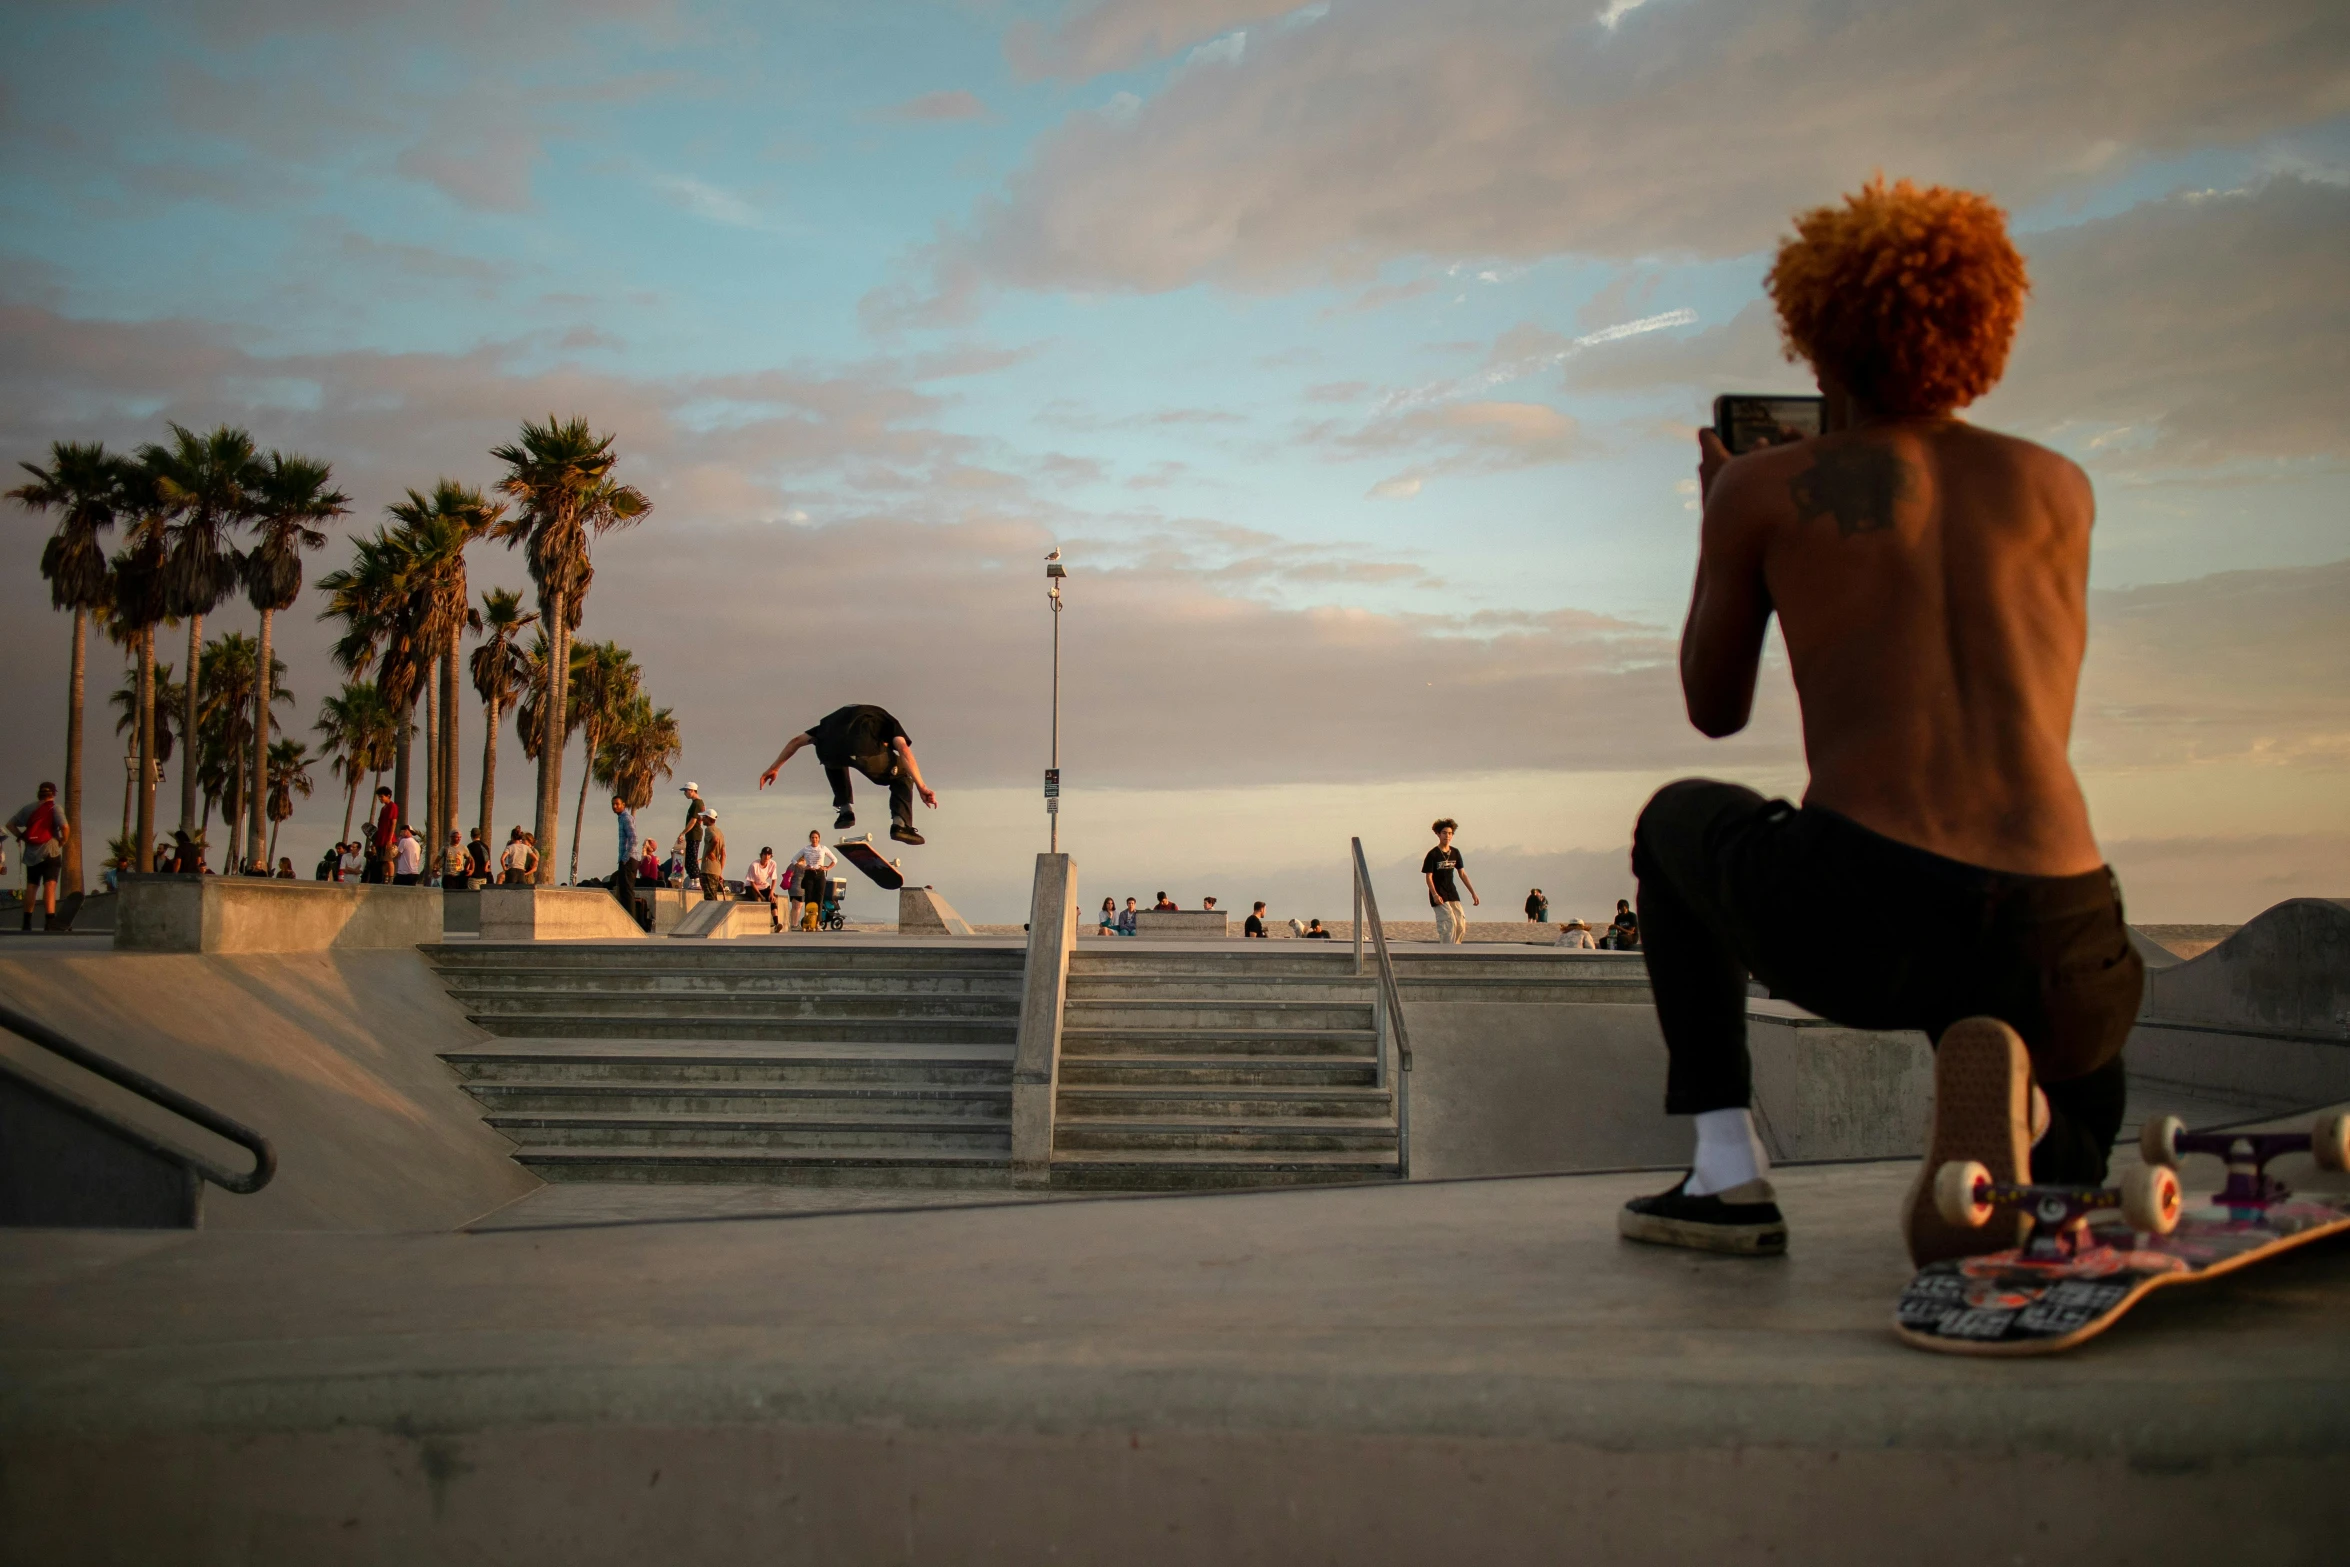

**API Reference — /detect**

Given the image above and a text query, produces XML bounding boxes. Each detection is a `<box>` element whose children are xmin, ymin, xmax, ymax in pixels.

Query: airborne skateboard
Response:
<box><xmin>834</xmin><ymin>834</ymin><xmax>904</xmax><ymax>891</ymax></box>
<box><xmin>1895</xmin><ymin>1111</ymin><xmax>2350</xmax><ymax>1355</ymax></box>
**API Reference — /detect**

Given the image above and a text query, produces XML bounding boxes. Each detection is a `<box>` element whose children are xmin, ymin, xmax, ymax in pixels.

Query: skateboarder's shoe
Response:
<box><xmin>834</xmin><ymin>809</ymin><xmax>856</xmax><ymax>829</ymax></box>
<box><xmin>1618</xmin><ymin>1176</ymin><xmax>1787</xmax><ymax>1256</ymax></box>
<box><xmin>890</xmin><ymin>825</ymin><xmax>925</xmax><ymax>845</ymax></box>
<box><xmin>1902</xmin><ymin>1016</ymin><xmax>2034</xmax><ymax>1267</ymax></box>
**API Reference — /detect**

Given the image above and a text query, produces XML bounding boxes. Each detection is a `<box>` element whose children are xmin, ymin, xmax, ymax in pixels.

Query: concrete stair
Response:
<box><xmin>425</xmin><ymin>945</ymin><xmax>1022</xmax><ymax>1187</ymax></box>
<box><xmin>1051</xmin><ymin>949</ymin><xmax>1399</xmax><ymax>1190</ymax></box>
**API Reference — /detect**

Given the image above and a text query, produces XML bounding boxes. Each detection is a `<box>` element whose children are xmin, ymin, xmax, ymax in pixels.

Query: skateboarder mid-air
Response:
<box><xmin>758</xmin><ymin>703</ymin><xmax>938</xmax><ymax>846</ymax></box>
<box><xmin>1617</xmin><ymin>177</ymin><xmax>2142</xmax><ymax>1265</ymax></box>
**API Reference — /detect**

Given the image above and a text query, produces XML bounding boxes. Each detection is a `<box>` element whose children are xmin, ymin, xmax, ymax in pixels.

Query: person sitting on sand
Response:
<box><xmin>1616</xmin><ymin>178</ymin><xmax>2142</xmax><ymax>1265</ymax></box>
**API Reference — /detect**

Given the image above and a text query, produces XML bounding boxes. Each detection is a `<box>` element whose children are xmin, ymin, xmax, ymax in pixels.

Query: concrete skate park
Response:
<box><xmin>3</xmin><ymin>870</ymin><xmax>2346</xmax><ymax>1562</ymax></box>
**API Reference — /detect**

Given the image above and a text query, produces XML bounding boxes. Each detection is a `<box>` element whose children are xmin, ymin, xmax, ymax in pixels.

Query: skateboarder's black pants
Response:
<box><xmin>613</xmin><ymin>859</ymin><xmax>645</xmax><ymax>931</ymax></box>
<box><xmin>824</xmin><ymin>753</ymin><xmax>914</xmax><ymax>829</ymax></box>
<box><xmin>1632</xmin><ymin>779</ymin><xmax>2142</xmax><ymax>1186</ymax></box>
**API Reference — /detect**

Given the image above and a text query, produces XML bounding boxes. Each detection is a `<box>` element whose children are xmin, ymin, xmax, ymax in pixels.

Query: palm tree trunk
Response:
<box><xmin>341</xmin><ymin>772</ymin><xmax>358</xmax><ymax>844</ymax></box>
<box><xmin>423</xmin><ymin>675</ymin><xmax>439</xmax><ymax>881</ymax></box>
<box><xmin>120</xmin><ymin>753</ymin><xmax>134</xmax><ymax>852</ymax></box>
<box><xmin>250</xmin><ymin>607</ymin><xmax>272</xmax><ymax>874</ymax></box>
<box><xmin>394</xmin><ymin>697</ymin><xmax>413</xmax><ymax>839</ymax></box>
<box><xmin>569</xmin><ymin>720</ymin><xmax>598</xmax><ymax>886</ymax></box>
<box><xmin>180</xmin><ymin>613</ymin><xmax>204</xmax><ymax>835</ymax></box>
<box><xmin>478</xmin><ymin>694</ymin><xmax>499</xmax><ymax>845</ymax></box>
<box><xmin>63</xmin><ymin>608</ymin><xmax>86</xmax><ymax>896</ymax></box>
<box><xmin>135</xmin><ymin>627</ymin><xmax>156</xmax><ymax>870</ymax></box>
<box><xmin>534</xmin><ymin>588</ymin><xmax>567</xmax><ymax>885</ymax></box>
<box><xmin>442</xmin><ymin>652</ymin><xmax>459</xmax><ymax>877</ymax></box>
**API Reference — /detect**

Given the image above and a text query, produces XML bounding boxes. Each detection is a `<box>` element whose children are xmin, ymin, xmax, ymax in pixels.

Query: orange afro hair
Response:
<box><xmin>1764</xmin><ymin>176</ymin><xmax>2029</xmax><ymax>417</ymax></box>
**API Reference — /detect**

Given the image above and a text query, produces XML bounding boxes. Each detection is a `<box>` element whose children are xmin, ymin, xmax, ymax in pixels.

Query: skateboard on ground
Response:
<box><xmin>1895</xmin><ymin>1111</ymin><xmax>2350</xmax><ymax>1355</ymax></box>
<box><xmin>834</xmin><ymin>834</ymin><xmax>903</xmax><ymax>891</ymax></box>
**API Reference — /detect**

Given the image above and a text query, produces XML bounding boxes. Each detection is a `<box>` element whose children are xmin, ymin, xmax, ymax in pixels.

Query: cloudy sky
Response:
<box><xmin>3</xmin><ymin>0</ymin><xmax>2346</xmax><ymax>923</ymax></box>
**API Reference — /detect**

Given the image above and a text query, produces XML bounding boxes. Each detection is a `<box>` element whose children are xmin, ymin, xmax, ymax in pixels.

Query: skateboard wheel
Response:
<box><xmin>2121</xmin><ymin>1163</ymin><xmax>2182</xmax><ymax>1235</ymax></box>
<box><xmin>1933</xmin><ymin>1160</ymin><xmax>1993</xmax><ymax>1228</ymax></box>
<box><xmin>2313</xmin><ymin>1113</ymin><xmax>2350</xmax><ymax>1174</ymax></box>
<box><xmin>2138</xmin><ymin>1115</ymin><xmax>2184</xmax><ymax>1168</ymax></box>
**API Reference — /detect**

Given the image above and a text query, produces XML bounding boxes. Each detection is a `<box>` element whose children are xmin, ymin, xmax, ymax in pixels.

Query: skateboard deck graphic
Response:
<box><xmin>1897</xmin><ymin>1114</ymin><xmax>2350</xmax><ymax>1355</ymax></box>
<box><xmin>834</xmin><ymin>834</ymin><xmax>904</xmax><ymax>891</ymax></box>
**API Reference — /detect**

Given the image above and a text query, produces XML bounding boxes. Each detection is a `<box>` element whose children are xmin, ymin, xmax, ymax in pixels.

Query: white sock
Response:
<box><xmin>1687</xmin><ymin>1107</ymin><xmax>1770</xmax><ymax>1197</ymax></box>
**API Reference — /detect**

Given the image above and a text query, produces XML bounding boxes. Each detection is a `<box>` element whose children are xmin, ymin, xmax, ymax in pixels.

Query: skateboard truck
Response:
<box><xmin>1933</xmin><ymin>1161</ymin><xmax>2182</xmax><ymax>1260</ymax></box>
<box><xmin>2138</xmin><ymin>1112</ymin><xmax>2350</xmax><ymax>1210</ymax></box>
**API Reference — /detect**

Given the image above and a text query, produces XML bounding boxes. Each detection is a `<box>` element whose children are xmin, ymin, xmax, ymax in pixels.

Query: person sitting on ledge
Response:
<box><xmin>1556</xmin><ymin>919</ymin><xmax>1596</xmax><ymax>950</ymax></box>
<box><xmin>1301</xmin><ymin>919</ymin><xmax>1332</xmax><ymax>940</ymax></box>
<box><xmin>1617</xmin><ymin>177</ymin><xmax>2143</xmax><ymax>1264</ymax></box>
<box><xmin>1098</xmin><ymin>897</ymin><xmax>1118</xmax><ymax>936</ymax></box>
<box><xmin>1117</xmin><ymin>897</ymin><xmax>1139</xmax><ymax>936</ymax></box>
<box><xmin>1153</xmin><ymin>891</ymin><xmax>1176</xmax><ymax>911</ymax></box>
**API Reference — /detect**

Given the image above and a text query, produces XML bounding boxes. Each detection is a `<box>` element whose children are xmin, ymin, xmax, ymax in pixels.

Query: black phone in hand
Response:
<box><xmin>1713</xmin><ymin>394</ymin><xmax>1825</xmax><ymax>455</ymax></box>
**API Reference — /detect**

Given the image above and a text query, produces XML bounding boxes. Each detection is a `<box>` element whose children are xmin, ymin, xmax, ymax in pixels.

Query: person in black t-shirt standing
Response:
<box><xmin>1421</xmin><ymin>817</ymin><xmax>1479</xmax><ymax>944</ymax></box>
<box><xmin>758</xmin><ymin>703</ymin><xmax>940</xmax><ymax>846</ymax></box>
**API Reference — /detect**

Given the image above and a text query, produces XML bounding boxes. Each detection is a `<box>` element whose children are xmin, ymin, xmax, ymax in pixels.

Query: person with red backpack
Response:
<box><xmin>8</xmin><ymin>781</ymin><xmax>71</xmax><ymax>930</ymax></box>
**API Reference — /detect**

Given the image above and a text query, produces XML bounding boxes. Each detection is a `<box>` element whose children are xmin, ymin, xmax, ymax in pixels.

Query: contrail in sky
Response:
<box><xmin>1373</xmin><ymin>307</ymin><xmax>1699</xmax><ymax>415</ymax></box>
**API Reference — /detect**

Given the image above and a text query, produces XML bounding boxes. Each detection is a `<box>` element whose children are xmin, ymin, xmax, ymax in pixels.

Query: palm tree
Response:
<box><xmin>194</xmin><ymin>632</ymin><xmax>289</xmax><ymax>869</ymax></box>
<box><xmin>490</xmin><ymin>416</ymin><xmax>651</xmax><ymax>883</ymax></box>
<box><xmin>385</xmin><ymin>481</ymin><xmax>499</xmax><ymax>878</ymax></box>
<box><xmin>109</xmin><ymin>656</ymin><xmax>183</xmax><ymax>858</ymax></box>
<box><xmin>142</xmin><ymin>424</ymin><xmax>261</xmax><ymax>849</ymax></box>
<box><xmin>561</xmin><ymin>640</ymin><xmax>642</xmax><ymax>884</ymax></box>
<box><xmin>109</xmin><ymin>461</ymin><xmax>174</xmax><ymax>870</ymax></box>
<box><xmin>314</xmin><ymin>681</ymin><xmax>397</xmax><ymax>844</ymax></box>
<box><xmin>468</xmin><ymin>587</ymin><xmax>536</xmax><ymax>845</ymax></box>
<box><xmin>9</xmin><ymin>441</ymin><xmax>127</xmax><ymax>897</ymax></box>
<box><xmin>596</xmin><ymin>695</ymin><xmax>683</xmax><ymax>812</ymax></box>
<box><xmin>241</xmin><ymin>453</ymin><xmax>347</xmax><ymax>878</ymax></box>
<box><xmin>265</xmin><ymin>739</ymin><xmax>314</xmax><ymax>864</ymax></box>
<box><xmin>316</xmin><ymin>527</ymin><xmax>424</xmax><ymax>838</ymax></box>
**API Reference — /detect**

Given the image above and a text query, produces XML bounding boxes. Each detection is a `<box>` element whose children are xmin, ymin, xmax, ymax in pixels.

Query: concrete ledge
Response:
<box><xmin>477</xmin><ymin>886</ymin><xmax>647</xmax><ymax>942</ymax></box>
<box><xmin>1134</xmin><ymin>910</ymin><xmax>1229</xmax><ymax>940</ymax></box>
<box><xmin>114</xmin><ymin>876</ymin><xmax>442</xmax><ymax>954</ymax></box>
<box><xmin>1406</xmin><ymin>999</ymin><xmax>1930</xmax><ymax>1178</ymax></box>
<box><xmin>900</xmin><ymin>886</ymin><xmax>974</xmax><ymax>937</ymax></box>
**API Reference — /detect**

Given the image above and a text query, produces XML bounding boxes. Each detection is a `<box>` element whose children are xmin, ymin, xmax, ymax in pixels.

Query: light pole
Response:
<box><xmin>1046</xmin><ymin>551</ymin><xmax>1065</xmax><ymax>852</ymax></box>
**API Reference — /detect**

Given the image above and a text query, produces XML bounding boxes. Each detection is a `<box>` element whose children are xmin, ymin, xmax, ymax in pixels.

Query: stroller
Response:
<box><xmin>802</xmin><ymin>874</ymin><xmax>849</xmax><ymax>932</ymax></box>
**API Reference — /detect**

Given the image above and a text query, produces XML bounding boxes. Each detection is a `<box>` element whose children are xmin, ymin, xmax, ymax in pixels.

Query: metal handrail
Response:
<box><xmin>1350</xmin><ymin>836</ymin><xmax>1411</xmax><ymax>1178</ymax></box>
<box><xmin>0</xmin><ymin>1001</ymin><xmax>275</xmax><ymax>1194</ymax></box>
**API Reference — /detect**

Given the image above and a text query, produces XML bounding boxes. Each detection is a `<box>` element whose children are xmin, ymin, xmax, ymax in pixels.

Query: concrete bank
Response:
<box><xmin>114</xmin><ymin>875</ymin><xmax>441</xmax><ymax>953</ymax></box>
<box><xmin>4</xmin><ymin>1153</ymin><xmax>2345</xmax><ymax>1563</ymax></box>
<box><xmin>0</xmin><ymin>949</ymin><xmax>534</xmax><ymax>1229</ymax></box>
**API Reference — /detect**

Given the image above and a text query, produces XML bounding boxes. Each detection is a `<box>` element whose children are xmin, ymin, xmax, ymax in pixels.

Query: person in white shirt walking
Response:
<box><xmin>785</xmin><ymin>830</ymin><xmax>837</xmax><ymax>932</ymax></box>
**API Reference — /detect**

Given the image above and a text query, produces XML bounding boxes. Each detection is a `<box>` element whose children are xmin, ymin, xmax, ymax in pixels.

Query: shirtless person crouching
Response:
<box><xmin>1617</xmin><ymin>178</ymin><xmax>2143</xmax><ymax>1264</ymax></box>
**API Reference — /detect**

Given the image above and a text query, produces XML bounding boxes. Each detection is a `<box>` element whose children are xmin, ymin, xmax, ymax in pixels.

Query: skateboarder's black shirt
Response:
<box><xmin>1422</xmin><ymin>846</ymin><xmax>1464</xmax><ymax>906</ymax></box>
<box><xmin>808</xmin><ymin>705</ymin><xmax>908</xmax><ymax>770</ymax></box>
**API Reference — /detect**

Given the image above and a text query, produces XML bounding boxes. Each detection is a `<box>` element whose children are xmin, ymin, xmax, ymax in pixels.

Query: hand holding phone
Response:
<box><xmin>1712</xmin><ymin>393</ymin><xmax>1825</xmax><ymax>456</ymax></box>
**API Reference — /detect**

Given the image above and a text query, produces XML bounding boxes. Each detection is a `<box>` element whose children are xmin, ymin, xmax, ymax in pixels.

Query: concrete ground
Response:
<box><xmin>6</xmin><ymin>1146</ymin><xmax>2348</xmax><ymax>1563</ymax></box>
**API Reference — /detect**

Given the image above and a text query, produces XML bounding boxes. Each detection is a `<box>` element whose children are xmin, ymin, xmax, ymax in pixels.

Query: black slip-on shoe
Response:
<box><xmin>1619</xmin><ymin>1175</ymin><xmax>1788</xmax><ymax>1256</ymax></box>
<box><xmin>890</xmin><ymin>824</ymin><xmax>925</xmax><ymax>845</ymax></box>
<box><xmin>834</xmin><ymin>809</ymin><xmax>856</xmax><ymax>830</ymax></box>
<box><xmin>1901</xmin><ymin>1016</ymin><xmax>2034</xmax><ymax>1267</ymax></box>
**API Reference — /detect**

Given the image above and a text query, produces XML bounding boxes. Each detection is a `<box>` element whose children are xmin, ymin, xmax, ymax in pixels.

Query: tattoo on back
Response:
<box><xmin>1789</xmin><ymin>445</ymin><xmax>1914</xmax><ymax>537</ymax></box>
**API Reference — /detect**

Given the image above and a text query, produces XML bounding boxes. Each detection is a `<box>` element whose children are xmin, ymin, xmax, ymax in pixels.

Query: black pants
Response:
<box><xmin>824</xmin><ymin>752</ymin><xmax>913</xmax><ymax>829</ymax></box>
<box><xmin>613</xmin><ymin>859</ymin><xmax>644</xmax><ymax>930</ymax></box>
<box><xmin>1632</xmin><ymin>780</ymin><xmax>2142</xmax><ymax>1185</ymax></box>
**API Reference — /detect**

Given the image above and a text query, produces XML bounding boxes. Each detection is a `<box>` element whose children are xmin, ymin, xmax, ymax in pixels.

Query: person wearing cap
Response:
<box><xmin>678</xmin><ymin>782</ymin><xmax>712</xmax><ymax>882</ymax></box>
<box><xmin>392</xmin><ymin>825</ymin><xmax>423</xmax><ymax>885</ymax></box>
<box><xmin>747</xmin><ymin>847</ymin><xmax>784</xmax><ymax>933</ymax></box>
<box><xmin>1556</xmin><ymin>918</ymin><xmax>1597</xmax><ymax>950</ymax></box>
<box><xmin>698</xmin><ymin>810</ymin><xmax>728</xmax><ymax>903</ymax></box>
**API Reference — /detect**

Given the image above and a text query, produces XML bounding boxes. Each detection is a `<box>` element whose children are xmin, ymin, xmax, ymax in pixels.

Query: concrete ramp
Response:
<box><xmin>2145</xmin><ymin>897</ymin><xmax>2350</xmax><ymax>1036</ymax></box>
<box><xmin>899</xmin><ymin>886</ymin><xmax>974</xmax><ymax>936</ymax></box>
<box><xmin>0</xmin><ymin>950</ymin><xmax>536</xmax><ymax>1230</ymax></box>
<box><xmin>668</xmin><ymin>899</ymin><xmax>778</xmax><ymax>938</ymax></box>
